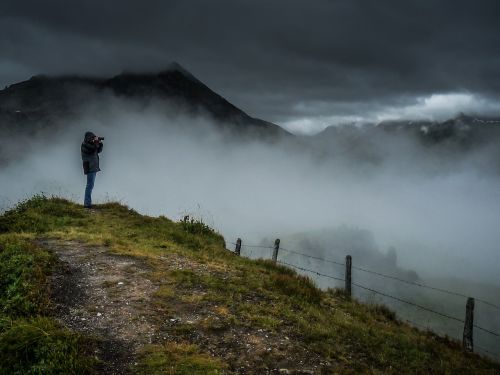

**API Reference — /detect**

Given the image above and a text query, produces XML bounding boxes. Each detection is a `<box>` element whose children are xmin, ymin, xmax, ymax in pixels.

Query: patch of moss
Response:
<box><xmin>135</xmin><ymin>342</ymin><xmax>226</xmax><ymax>374</ymax></box>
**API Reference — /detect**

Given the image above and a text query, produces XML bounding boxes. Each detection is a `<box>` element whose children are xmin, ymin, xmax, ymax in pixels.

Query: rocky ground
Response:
<box><xmin>41</xmin><ymin>238</ymin><xmax>328</xmax><ymax>374</ymax></box>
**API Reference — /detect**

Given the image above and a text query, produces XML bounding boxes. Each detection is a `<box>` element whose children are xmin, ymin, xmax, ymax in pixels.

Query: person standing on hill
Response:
<box><xmin>81</xmin><ymin>131</ymin><xmax>104</xmax><ymax>208</ymax></box>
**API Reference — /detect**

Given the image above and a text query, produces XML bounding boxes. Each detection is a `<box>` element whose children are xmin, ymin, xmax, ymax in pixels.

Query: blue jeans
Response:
<box><xmin>84</xmin><ymin>172</ymin><xmax>97</xmax><ymax>207</ymax></box>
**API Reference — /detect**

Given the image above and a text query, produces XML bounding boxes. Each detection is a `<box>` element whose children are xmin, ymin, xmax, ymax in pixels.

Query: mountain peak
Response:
<box><xmin>0</xmin><ymin>66</ymin><xmax>289</xmax><ymax>138</ymax></box>
<box><xmin>161</xmin><ymin>61</ymin><xmax>196</xmax><ymax>78</ymax></box>
<box><xmin>113</xmin><ymin>62</ymin><xmax>197</xmax><ymax>82</ymax></box>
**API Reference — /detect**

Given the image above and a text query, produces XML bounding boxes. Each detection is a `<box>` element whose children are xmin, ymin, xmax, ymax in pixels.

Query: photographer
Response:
<box><xmin>81</xmin><ymin>131</ymin><xmax>104</xmax><ymax>209</ymax></box>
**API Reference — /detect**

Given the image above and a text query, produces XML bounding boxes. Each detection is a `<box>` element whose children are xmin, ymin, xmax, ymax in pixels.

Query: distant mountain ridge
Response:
<box><xmin>0</xmin><ymin>62</ymin><xmax>289</xmax><ymax>137</ymax></box>
<box><xmin>316</xmin><ymin>113</ymin><xmax>500</xmax><ymax>148</ymax></box>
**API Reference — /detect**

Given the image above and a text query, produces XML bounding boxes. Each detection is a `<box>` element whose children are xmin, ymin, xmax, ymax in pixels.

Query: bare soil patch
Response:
<box><xmin>41</xmin><ymin>239</ymin><xmax>159</xmax><ymax>374</ymax></box>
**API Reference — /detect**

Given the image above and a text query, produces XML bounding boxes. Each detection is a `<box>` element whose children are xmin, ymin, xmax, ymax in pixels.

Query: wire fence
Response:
<box><xmin>228</xmin><ymin>239</ymin><xmax>500</xmax><ymax>360</ymax></box>
<box><xmin>277</xmin><ymin>246</ymin><xmax>500</xmax><ymax>311</ymax></box>
<box><xmin>405</xmin><ymin>320</ymin><xmax>500</xmax><ymax>361</ymax></box>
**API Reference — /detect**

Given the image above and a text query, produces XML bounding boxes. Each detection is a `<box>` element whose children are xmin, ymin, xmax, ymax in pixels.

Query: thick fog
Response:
<box><xmin>1</xmin><ymin>100</ymin><xmax>500</xmax><ymax>288</ymax></box>
<box><xmin>2</xmin><ymin>99</ymin><xmax>500</xmax><ymax>355</ymax></box>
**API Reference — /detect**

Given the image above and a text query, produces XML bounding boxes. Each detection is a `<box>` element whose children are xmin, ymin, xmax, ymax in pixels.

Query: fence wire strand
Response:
<box><xmin>275</xmin><ymin>244</ymin><xmax>500</xmax><ymax>311</ymax></box>
<box><xmin>277</xmin><ymin>260</ymin><xmax>344</xmax><ymax>282</ymax></box>
<box><xmin>230</xmin><ymin>242</ymin><xmax>273</xmax><ymax>250</ymax></box>
<box><xmin>475</xmin><ymin>344</ymin><xmax>500</xmax><ymax>360</ymax></box>
<box><xmin>405</xmin><ymin>320</ymin><xmax>500</xmax><ymax>360</ymax></box>
<box><xmin>351</xmin><ymin>281</ymin><xmax>465</xmax><ymax>323</ymax></box>
<box><xmin>474</xmin><ymin>325</ymin><xmax>500</xmax><ymax>337</ymax></box>
<box><xmin>229</xmin><ymin>240</ymin><xmax>500</xmax><ymax>340</ymax></box>
<box><xmin>351</xmin><ymin>265</ymin><xmax>500</xmax><ymax>311</ymax></box>
<box><xmin>279</xmin><ymin>247</ymin><xmax>345</xmax><ymax>266</ymax></box>
<box><xmin>280</xmin><ymin>258</ymin><xmax>500</xmax><ymax>338</ymax></box>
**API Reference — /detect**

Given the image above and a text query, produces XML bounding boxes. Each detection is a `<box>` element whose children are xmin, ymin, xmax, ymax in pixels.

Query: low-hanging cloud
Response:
<box><xmin>1</xmin><ymin>98</ymin><xmax>500</xmax><ymax>287</ymax></box>
<box><xmin>2</xmin><ymin>98</ymin><xmax>500</xmax><ymax>355</ymax></box>
<box><xmin>283</xmin><ymin>92</ymin><xmax>500</xmax><ymax>134</ymax></box>
<box><xmin>376</xmin><ymin>93</ymin><xmax>500</xmax><ymax>123</ymax></box>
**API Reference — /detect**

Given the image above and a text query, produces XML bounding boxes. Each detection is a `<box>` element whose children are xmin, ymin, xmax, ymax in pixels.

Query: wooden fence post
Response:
<box><xmin>345</xmin><ymin>255</ymin><xmax>352</xmax><ymax>298</ymax></box>
<box><xmin>463</xmin><ymin>297</ymin><xmax>474</xmax><ymax>352</ymax></box>
<box><xmin>235</xmin><ymin>238</ymin><xmax>242</xmax><ymax>256</ymax></box>
<box><xmin>272</xmin><ymin>239</ymin><xmax>280</xmax><ymax>263</ymax></box>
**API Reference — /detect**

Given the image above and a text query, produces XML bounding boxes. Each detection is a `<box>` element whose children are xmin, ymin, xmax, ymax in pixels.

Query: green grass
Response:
<box><xmin>136</xmin><ymin>343</ymin><xmax>226</xmax><ymax>375</ymax></box>
<box><xmin>0</xmin><ymin>235</ymin><xmax>53</xmax><ymax>317</ymax></box>
<box><xmin>0</xmin><ymin>195</ymin><xmax>499</xmax><ymax>374</ymax></box>
<box><xmin>0</xmin><ymin>317</ymin><xmax>93</xmax><ymax>375</ymax></box>
<box><xmin>0</xmin><ymin>205</ymin><xmax>94</xmax><ymax>374</ymax></box>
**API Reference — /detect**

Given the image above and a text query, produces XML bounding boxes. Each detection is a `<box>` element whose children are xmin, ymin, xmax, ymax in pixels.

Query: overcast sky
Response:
<box><xmin>1</xmin><ymin>0</ymin><xmax>500</xmax><ymax>133</ymax></box>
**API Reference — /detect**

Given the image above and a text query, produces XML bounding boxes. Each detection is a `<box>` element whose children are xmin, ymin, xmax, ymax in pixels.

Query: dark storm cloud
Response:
<box><xmin>1</xmin><ymin>0</ymin><xmax>500</xmax><ymax>131</ymax></box>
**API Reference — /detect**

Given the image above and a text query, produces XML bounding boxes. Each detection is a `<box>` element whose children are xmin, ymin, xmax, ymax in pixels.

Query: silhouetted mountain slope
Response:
<box><xmin>0</xmin><ymin>63</ymin><xmax>289</xmax><ymax>138</ymax></box>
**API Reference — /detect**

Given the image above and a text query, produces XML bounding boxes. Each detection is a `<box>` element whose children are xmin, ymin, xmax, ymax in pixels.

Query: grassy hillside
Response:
<box><xmin>0</xmin><ymin>195</ymin><xmax>499</xmax><ymax>374</ymax></box>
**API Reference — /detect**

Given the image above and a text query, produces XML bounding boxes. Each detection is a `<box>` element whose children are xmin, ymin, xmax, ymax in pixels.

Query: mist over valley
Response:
<box><xmin>1</xmin><ymin>66</ymin><xmax>500</xmax><ymax>359</ymax></box>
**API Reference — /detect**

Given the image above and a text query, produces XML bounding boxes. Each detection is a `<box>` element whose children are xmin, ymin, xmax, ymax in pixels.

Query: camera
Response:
<box><xmin>98</xmin><ymin>137</ymin><xmax>105</xmax><ymax>141</ymax></box>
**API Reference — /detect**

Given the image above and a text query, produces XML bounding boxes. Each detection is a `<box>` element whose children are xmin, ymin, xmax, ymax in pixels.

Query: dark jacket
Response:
<box><xmin>81</xmin><ymin>132</ymin><xmax>103</xmax><ymax>174</ymax></box>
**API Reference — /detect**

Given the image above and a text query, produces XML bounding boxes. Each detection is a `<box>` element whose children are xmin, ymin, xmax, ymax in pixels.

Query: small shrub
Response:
<box><xmin>10</xmin><ymin>194</ymin><xmax>49</xmax><ymax>213</ymax></box>
<box><xmin>180</xmin><ymin>215</ymin><xmax>215</xmax><ymax>236</ymax></box>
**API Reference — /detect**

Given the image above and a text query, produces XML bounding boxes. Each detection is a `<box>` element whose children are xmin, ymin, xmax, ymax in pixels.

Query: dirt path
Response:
<box><xmin>40</xmin><ymin>239</ymin><xmax>159</xmax><ymax>374</ymax></box>
<box><xmin>41</xmin><ymin>238</ymin><xmax>330</xmax><ymax>374</ymax></box>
